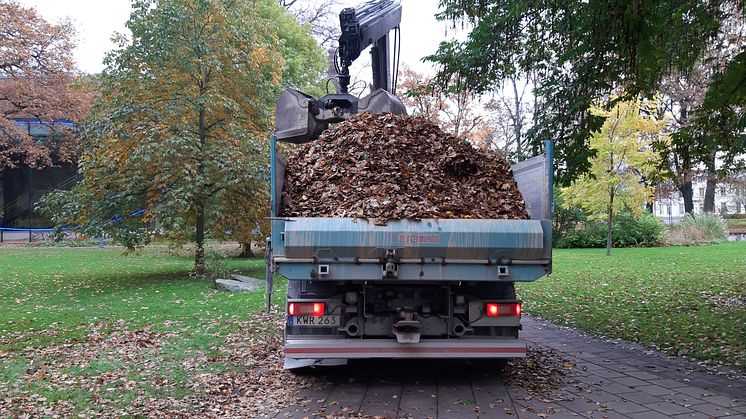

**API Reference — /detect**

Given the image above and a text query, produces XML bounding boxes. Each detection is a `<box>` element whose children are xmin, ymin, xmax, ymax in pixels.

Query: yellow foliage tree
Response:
<box><xmin>40</xmin><ymin>0</ymin><xmax>326</xmax><ymax>275</ymax></box>
<box><xmin>561</xmin><ymin>96</ymin><xmax>666</xmax><ymax>255</ymax></box>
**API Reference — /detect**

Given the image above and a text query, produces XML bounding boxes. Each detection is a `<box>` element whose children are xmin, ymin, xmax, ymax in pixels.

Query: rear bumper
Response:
<box><xmin>285</xmin><ymin>338</ymin><xmax>527</xmax><ymax>359</ymax></box>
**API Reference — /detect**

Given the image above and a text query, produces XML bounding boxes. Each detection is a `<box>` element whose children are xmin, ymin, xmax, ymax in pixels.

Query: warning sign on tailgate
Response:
<box><xmin>395</xmin><ymin>233</ymin><xmax>440</xmax><ymax>244</ymax></box>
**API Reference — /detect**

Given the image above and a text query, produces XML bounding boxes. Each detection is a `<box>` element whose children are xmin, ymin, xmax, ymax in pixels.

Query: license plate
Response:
<box><xmin>289</xmin><ymin>315</ymin><xmax>340</xmax><ymax>327</ymax></box>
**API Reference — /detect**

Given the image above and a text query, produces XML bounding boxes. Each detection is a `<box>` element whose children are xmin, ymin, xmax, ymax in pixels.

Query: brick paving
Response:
<box><xmin>275</xmin><ymin>316</ymin><xmax>745</xmax><ymax>418</ymax></box>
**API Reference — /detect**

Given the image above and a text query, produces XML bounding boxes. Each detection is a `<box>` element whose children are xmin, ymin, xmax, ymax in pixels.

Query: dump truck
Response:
<box><xmin>266</xmin><ymin>0</ymin><xmax>553</xmax><ymax>369</ymax></box>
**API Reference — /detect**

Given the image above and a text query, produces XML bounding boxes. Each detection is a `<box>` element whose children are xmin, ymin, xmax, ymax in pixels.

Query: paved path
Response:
<box><xmin>276</xmin><ymin>316</ymin><xmax>745</xmax><ymax>418</ymax></box>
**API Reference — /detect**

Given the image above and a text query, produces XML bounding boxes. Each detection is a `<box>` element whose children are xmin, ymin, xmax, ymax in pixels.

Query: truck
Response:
<box><xmin>266</xmin><ymin>0</ymin><xmax>553</xmax><ymax>369</ymax></box>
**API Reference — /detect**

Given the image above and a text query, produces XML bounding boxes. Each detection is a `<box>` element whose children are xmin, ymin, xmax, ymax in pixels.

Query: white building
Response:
<box><xmin>653</xmin><ymin>177</ymin><xmax>746</xmax><ymax>225</ymax></box>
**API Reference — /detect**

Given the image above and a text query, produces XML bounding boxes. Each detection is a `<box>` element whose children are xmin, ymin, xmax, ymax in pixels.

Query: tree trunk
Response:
<box><xmin>606</xmin><ymin>190</ymin><xmax>614</xmax><ymax>256</ymax></box>
<box><xmin>704</xmin><ymin>150</ymin><xmax>717</xmax><ymax>213</ymax></box>
<box><xmin>193</xmin><ymin>100</ymin><xmax>207</xmax><ymax>276</ymax></box>
<box><xmin>679</xmin><ymin>179</ymin><xmax>694</xmax><ymax>214</ymax></box>
<box><xmin>194</xmin><ymin>202</ymin><xmax>206</xmax><ymax>275</ymax></box>
<box><xmin>0</xmin><ymin>170</ymin><xmax>4</xmax><ymax>223</ymax></box>
<box><xmin>675</xmin><ymin>106</ymin><xmax>694</xmax><ymax>215</ymax></box>
<box><xmin>239</xmin><ymin>241</ymin><xmax>255</xmax><ymax>258</ymax></box>
<box><xmin>704</xmin><ymin>176</ymin><xmax>717</xmax><ymax>213</ymax></box>
<box><xmin>326</xmin><ymin>48</ymin><xmax>340</xmax><ymax>93</ymax></box>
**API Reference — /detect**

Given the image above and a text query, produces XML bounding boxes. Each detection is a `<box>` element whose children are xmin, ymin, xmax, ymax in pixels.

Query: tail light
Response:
<box><xmin>288</xmin><ymin>302</ymin><xmax>325</xmax><ymax>316</ymax></box>
<box><xmin>485</xmin><ymin>302</ymin><xmax>521</xmax><ymax>317</ymax></box>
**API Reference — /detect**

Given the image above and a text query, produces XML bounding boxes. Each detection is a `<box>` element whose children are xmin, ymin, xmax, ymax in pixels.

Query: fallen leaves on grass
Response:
<box><xmin>178</xmin><ymin>314</ymin><xmax>317</xmax><ymax>417</ymax></box>
<box><xmin>703</xmin><ymin>292</ymin><xmax>746</xmax><ymax>310</ymax></box>
<box><xmin>519</xmin><ymin>245</ymin><xmax>746</xmax><ymax>368</ymax></box>
<box><xmin>0</xmin><ymin>314</ymin><xmax>316</xmax><ymax>418</ymax></box>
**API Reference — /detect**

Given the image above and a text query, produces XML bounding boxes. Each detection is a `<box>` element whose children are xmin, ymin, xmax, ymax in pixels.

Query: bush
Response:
<box><xmin>552</xmin><ymin>189</ymin><xmax>587</xmax><ymax>243</ymax></box>
<box><xmin>725</xmin><ymin>218</ymin><xmax>746</xmax><ymax>229</ymax></box>
<box><xmin>723</xmin><ymin>213</ymin><xmax>746</xmax><ymax>219</ymax></box>
<box><xmin>556</xmin><ymin>222</ymin><xmax>606</xmax><ymax>248</ymax></box>
<box><xmin>556</xmin><ymin>210</ymin><xmax>666</xmax><ymax>248</ymax></box>
<box><xmin>668</xmin><ymin>214</ymin><xmax>727</xmax><ymax>245</ymax></box>
<box><xmin>612</xmin><ymin>211</ymin><xmax>667</xmax><ymax>247</ymax></box>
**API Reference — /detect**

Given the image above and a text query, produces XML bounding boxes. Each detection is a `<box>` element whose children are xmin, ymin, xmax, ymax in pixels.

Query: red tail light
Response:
<box><xmin>485</xmin><ymin>303</ymin><xmax>521</xmax><ymax>317</ymax></box>
<box><xmin>288</xmin><ymin>302</ymin><xmax>325</xmax><ymax>316</ymax></box>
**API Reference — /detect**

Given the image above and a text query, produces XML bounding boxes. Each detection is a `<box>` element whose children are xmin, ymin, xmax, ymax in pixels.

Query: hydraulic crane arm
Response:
<box><xmin>274</xmin><ymin>0</ymin><xmax>406</xmax><ymax>144</ymax></box>
<box><xmin>338</xmin><ymin>0</ymin><xmax>402</xmax><ymax>93</ymax></box>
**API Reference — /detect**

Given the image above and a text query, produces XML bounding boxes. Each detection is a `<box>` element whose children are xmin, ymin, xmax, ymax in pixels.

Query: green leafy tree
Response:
<box><xmin>40</xmin><ymin>0</ymin><xmax>325</xmax><ymax>275</ymax></box>
<box><xmin>561</xmin><ymin>97</ymin><xmax>664</xmax><ymax>255</ymax></box>
<box><xmin>428</xmin><ymin>0</ymin><xmax>741</xmax><ymax>184</ymax></box>
<box><xmin>659</xmin><ymin>3</ymin><xmax>746</xmax><ymax>214</ymax></box>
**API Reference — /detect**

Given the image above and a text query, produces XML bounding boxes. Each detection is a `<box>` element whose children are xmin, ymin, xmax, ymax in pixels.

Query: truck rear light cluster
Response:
<box><xmin>485</xmin><ymin>302</ymin><xmax>521</xmax><ymax>317</ymax></box>
<box><xmin>288</xmin><ymin>302</ymin><xmax>325</xmax><ymax>316</ymax></box>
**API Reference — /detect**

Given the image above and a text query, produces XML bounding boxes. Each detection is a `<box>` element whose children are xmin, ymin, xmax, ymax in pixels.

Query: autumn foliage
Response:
<box><xmin>561</xmin><ymin>97</ymin><xmax>666</xmax><ymax>255</ymax></box>
<box><xmin>0</xmin><ymin>0</ymin><xmax>92</xmax><ymax>170</ymax></box>
<box><xmin>40</xmin><ymin>0</ymin><xmax>326</xmax><ymax>274</ymax></box>
<box><xmin>397</xmin><ymin>66</ymin><xmax>493</xmax><ymax>148</ymax></box>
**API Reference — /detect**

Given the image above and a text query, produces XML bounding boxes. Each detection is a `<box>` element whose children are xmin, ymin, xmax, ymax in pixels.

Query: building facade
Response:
<box><xmin>653</xmin><ymin>176</ymin><xmax>746</xmax><ymax>224</ymax></box>
<box><xmin>0</xmin><ymin>119</ymin><xmax>78</xmax><ymax>228</ymax></box>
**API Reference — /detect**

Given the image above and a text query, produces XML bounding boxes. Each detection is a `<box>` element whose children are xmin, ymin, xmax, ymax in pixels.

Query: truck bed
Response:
<box><xmin>273</xmin><ymin>217</ymin><xmax>551</xmax><ymax>282</ymax></box>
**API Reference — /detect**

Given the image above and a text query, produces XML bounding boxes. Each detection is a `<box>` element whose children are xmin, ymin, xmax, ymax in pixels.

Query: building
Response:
<box><xmin>0</xmin><ymin>118</ymin><xmax>78</xmax><ymax>228</ymax></box>
<box><xmin>653</xmin><ymin>176</ymin><xmax>746</xmax><ymax>225</ymax></box>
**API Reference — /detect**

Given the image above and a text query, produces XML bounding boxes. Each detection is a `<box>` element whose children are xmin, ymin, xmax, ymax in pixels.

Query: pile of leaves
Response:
<box><xmin>282</xmin><ymin>113</ymin><xmax>529</xmax><ymax>220</ymax></box>
<box><xmin>504</xmin><ymin>346</ymin><xmax>574</xmax><ymax>396</ymax></box>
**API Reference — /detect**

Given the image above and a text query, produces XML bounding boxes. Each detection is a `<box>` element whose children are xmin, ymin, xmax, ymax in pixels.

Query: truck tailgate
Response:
<box><xmin>273</xmin><ymin>217</ymin><xmax>551</xmax><ymax>282</ymax></box>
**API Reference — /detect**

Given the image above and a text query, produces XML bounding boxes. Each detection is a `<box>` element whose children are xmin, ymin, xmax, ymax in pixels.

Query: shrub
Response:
<box><xmin>555</xmin><ymin>211</ymin><xmax>666</xmax><ymax>248</ymax></box>
<box><xmin>612</xmin><ymin>211</ymin><xmax>667</xmax><ymax>247</ymax></box>
<box><xmin>205</xmin><ymin>251</ymin><xmax>232</xmax><ymax>281</ymax></box>
<box><xmin>668</xmin><ymin>214</ymin><xmax>727</xmax><ymax>245</ymax></box>
<box><xmin>724</xmin><ymin>218</ymin><xmax>746</xmax><ymax>230</ymax></box>
<box><xmin>552</xmin><ymin>189</ymin><xmax>587</xmax><ymax>244</ymax></box>
<box><xmin>555</xmin><ymin>210</ymin><xmax>666</xmax><ymax>248</ymax></box>
<box><xmin>555</xmin><ymin>222</ymin><xmax>607</xmax><ymax>248</ymax></box>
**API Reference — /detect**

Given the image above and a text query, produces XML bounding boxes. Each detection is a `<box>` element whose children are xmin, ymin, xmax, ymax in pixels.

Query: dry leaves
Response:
<box><xmin>504</xmin><ymin>347</ymin><xmax>573</xmax><ymax>396</ymax></box>
<box><xmin>0</xmin><ymin>314</ymin><xmax>317</xmax><ymax>418</ymax></box>
<box><xmin>282</xmin><ymin>113</ymin><xmax>529</xmax><ymax>220</ymax></box>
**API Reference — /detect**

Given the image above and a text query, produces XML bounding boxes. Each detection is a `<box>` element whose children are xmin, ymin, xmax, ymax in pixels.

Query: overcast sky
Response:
<box><xmin>17</xmin><ymin>0</ymin><xmax>459</xmax><ymax>76</ymax></box>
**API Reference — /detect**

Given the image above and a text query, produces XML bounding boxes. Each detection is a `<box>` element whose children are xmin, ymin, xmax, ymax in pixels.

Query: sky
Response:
<box><xmin>17</xmin><ymin>0</ymin><xmax>459</xmax><ymax>76</ymax></box>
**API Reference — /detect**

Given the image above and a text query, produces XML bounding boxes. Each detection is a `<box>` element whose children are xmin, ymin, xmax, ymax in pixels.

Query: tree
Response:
<box><xmin>659</xmin><ymin>69</ymin><xmax>703</xmax><ymax>214</ymax></box>
<box><xmin>398</xmin><ymin>66</ymin><xmax>492</xmax><ymax>145</ymax></box>
<box><xmin>482</xmin><ymin>77</ymin><xmax>535</xmax><ymax>160</ymax></box>
<box><xmin>47</xmin><ymin>0</ymin><xmax>326</xmax><ymax>275</ymax></box>
<box><xmin>428</xmin><ymin>0</ymin><xmax>740</xmax><ymax>185</ymax></box>
<box><xmin>278</xmin><ymin>0</ymin><xmax>340</xmax><ymax>48</ymax></box>
<box><xmin>726</xmin><ymin>172</ymin><xmax>746</xmax><ymax>213</ymax></box>
<box><xmin>0</xmin><ymin>0</ymin><xmax>91</xmax><ymax>170</ymax></box>
<box><xmin>561</xmin><ymin>97</ymin><xmax>664</xmax><ymax>255</ymax></box>
<box><xmin>660</xmin><ymin>2</ymin><xmax>746</xmax><ymax>214</ymax></box>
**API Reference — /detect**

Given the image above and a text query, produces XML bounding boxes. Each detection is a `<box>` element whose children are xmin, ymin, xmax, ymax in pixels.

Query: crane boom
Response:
<box><xmin>274</xmin><ymin>0</ymin><xmax>405</xmax><ymax>144</ymax></box>
<box><xmin>338</xmin><ymin>0</ymin><xmax>402</xmax><ymax>93</ymax></box>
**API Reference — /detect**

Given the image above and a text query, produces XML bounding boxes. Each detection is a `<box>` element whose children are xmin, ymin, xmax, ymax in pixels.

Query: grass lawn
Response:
<box><xmin>1</xmin><ymin>242</ymin><xmax>744</xmax><ymax>414</ymax></box>
<box><xmin>517</xmin><ymin>241</ymin><xmax>746</xmax><ymax>368</ymax></box>
<box><xmin>0</xmin><ymin>245</ymin><xmax>289</xmax><ymax>415</ymax></box>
